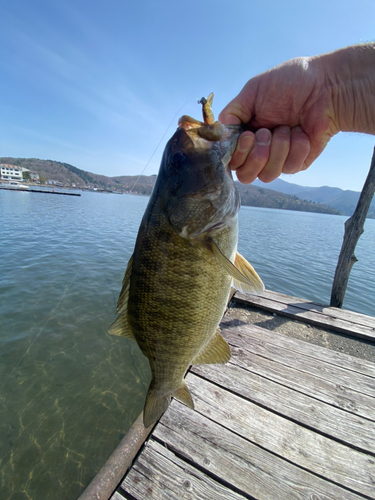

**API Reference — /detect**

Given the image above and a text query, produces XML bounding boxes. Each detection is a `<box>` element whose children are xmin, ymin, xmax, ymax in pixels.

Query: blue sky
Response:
<box><xmin>1</xmin><ymin>0</ymin><xmax>374</xmax><ymax>191</ymax></box>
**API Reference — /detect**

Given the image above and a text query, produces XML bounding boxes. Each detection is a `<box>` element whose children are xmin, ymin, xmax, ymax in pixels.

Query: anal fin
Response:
<box><xmin>174</xmin><ymin>381</ymin><xmax>194</xmax><ymax>409</ymax></box>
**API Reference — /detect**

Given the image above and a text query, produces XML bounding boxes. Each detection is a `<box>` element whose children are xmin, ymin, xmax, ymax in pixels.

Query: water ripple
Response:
<box><xmin>0</xmin><ymin>192</ymin><xmax>373</xmax><ymax>499</ymax></box>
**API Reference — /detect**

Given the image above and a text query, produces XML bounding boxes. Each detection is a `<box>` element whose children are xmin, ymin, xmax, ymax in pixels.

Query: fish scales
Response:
<box><xmin>109</xmin><ymin>93</ymin><xmax>264</xmax><ymax>427</ymax></box>
<box><xmin>130</xmin><ymin>209</ymin><xmax>235</xmax><ymax>363</ymax></box>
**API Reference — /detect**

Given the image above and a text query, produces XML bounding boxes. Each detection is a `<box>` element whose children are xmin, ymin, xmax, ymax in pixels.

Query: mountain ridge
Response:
<box><xmin>252</xmin><ymin>178</ymin><xmax>375</xmax><ymax>218</ymax></box>
<box><xmin>1</xmin><ymin>156</ymin><xmax>368</xmax><ymax>217</ymax></box>
<box><xmin>0</xmin><ymin>157</ymin><xmax>156</xmax><ymax>195</ymax></box>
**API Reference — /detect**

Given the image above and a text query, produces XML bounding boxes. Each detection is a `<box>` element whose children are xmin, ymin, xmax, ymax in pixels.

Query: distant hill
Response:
<box><xmin>0</xmin><ymin>157</ymin><xmax>155</xmax><ymax>195</ymax></box>
<box><xmin>253</xmin><ymin>178</ymin><xmax>375</xmax><ymax>218</ymax></box>
<box><xmin>1</xmin><ymin>157</ymin><xmax>341</xmax><ymax>215</ymax></box>
<box><xmin>235</xmin><ymin>183</ymin><xmax>340</xmax><ymax>215</ymax></box>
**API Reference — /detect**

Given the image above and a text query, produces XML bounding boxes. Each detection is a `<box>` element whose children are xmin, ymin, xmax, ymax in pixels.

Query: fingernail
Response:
<box><xmin>238</xmin><ymin>135</ymin><xmax>254</xmax><ymax>152</ymax></box>
<box><xmin>220</xmin><ymin>113</ymin><xmax>241</xmax><ymax>125</ymax></box>
<box><xmin>255</xmin><ymin>128</ymin><xmax>271</xmax><ymax>146</ymax></box>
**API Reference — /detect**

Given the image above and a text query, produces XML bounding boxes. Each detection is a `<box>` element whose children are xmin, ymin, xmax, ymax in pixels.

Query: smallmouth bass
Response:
<box><xmin>109</xmin><ymin>93</ymin><xmax>264</xmax><ymax>427</ymax></box>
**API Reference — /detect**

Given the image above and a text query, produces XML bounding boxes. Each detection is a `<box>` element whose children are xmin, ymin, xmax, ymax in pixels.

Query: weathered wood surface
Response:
<box><xmin>331</xmin><ymin>145</ymin><xmax>375</xmax><ymax>308</ymax></box>
<box><xmin>121</xmin><ymin>439</ymin><xmax>246</xmax><ymax>500</ymax></box>
<box><xmin>78</xmin><ymin>413</ymin><xmax>153</xmax><ymax>500</ymax></box>
<box><xmin>112</xmin><ymin>292</ymin><xmax>375</xmax><ymax>500</ymax></box>
<box><xmin>234</xmin><ymin>289</ymin><xmax>375</xmax><ymax>341</ymax></box>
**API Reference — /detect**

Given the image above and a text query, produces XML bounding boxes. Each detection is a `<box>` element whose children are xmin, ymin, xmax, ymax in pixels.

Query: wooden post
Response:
<box><xmin>330</xmin><ymin>146</ymin><xmax>375</xmax><ymax>308</ymax></box>
<box><xmin>78</xmin><ymin>412</ymin><xmax>152</xmax><ymax>500</ymax></box>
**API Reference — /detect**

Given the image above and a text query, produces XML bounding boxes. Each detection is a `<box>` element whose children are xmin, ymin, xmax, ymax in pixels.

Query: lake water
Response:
<box><xmin>0</xmin><ymin>189</ymin><xmax>374</xmax><ymax>500</ymax></box>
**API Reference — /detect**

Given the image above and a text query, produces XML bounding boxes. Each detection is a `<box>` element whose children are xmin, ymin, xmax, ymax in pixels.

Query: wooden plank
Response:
<box><xmin>192</xmin><ymin>361</ymin><xmax>375</xmax><ymax>453</ymax></box>
<box><xmin>187</xmin><ymin>373</ymin><xmax>375</xmax><ymax>498</ymax></box>
<box><xmin>256</xmin><ymin>290</ymin><xmax>375</xmax><ymax>328</ymax></box>
<box><xmin>120</xmin><ymin>439</ymin><xmax>246</xmax><ymax>500</ymax></box>
<box><xmin>154</xmin><ymin>401</ymin><xmax>365</xmax><ymax>500</ymax></box>
<box><xmin>221</xmin><ymin>315</ymin><xmax>375</xmax><ymax>379</ymax></box>
<box><xmin>221</xmin><ymin>320</ymin><xmax>375</xmax><ymax>400</ymax></box>
<box><xmin>234</xmin><ymin>291</ymin><xmax>375</xmax><ymax>341</ymax></box>
<box><xmin>235</xmin><ymin>292</ymin><xmax>375</xmax><ymax>341</ymax></box>
<box><xmin>111</xmin><ymin>493</ymin><xmax>126</xmax><ymax>500</ymax></box>
<box><xmin>221</xmin><ymin>333</ymin><xmax>375</xmax><ymax>421</ymax></box>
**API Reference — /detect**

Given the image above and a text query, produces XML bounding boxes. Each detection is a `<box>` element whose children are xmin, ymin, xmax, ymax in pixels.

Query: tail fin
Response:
<box><xmin>143</xmin><ymin>380</ymin><xmax>194</xmax><ymax>428</ymax></box>
<box><xmin>143</xmin><ymin>388</ymin><xmax>170</xmax><ymax>428</ymax></box>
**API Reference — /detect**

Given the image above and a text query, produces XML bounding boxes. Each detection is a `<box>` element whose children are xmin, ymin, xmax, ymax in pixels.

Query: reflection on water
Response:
<box><xmin>0</xmin><ymin>191</ymin><xmax>150</xmax><ymax>500</ymax></box>
<box><xmin>238</xmin><ymin>206</ymin><xmax>375</xmax><ymax>317</ymax></box>
<box><xmin>0</xmin><ymin>191</ymin><xmax>374</xmax><ymax>499</ymax></box>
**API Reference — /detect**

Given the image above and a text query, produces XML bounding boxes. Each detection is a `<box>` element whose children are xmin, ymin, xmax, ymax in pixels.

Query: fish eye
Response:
<box><xmin>170</xmin><ymin>151</ymin><xmax>185</xmax><ymax>168</ymax></box>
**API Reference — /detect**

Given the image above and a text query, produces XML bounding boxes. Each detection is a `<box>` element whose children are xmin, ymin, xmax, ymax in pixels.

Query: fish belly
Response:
<box><xmin>127</xmin><ymin>211</ymin><xmax>235</xmax><ymax>425</ymax></box>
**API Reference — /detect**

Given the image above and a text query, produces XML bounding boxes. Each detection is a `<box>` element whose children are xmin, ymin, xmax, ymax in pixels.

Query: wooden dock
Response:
<box><xmin>81</xmin><ymin>290</ymin><xmax>375</xmax><ymax>500</ymax></box>
<box><xmin>0</xmin><ymin>185</ymin><xmax>81</xmax><ymax>196</ymax></box>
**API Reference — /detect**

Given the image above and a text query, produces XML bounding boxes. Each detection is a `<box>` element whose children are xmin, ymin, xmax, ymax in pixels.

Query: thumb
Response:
<box><xmin>218</xmin><ymin>102</ymin><xmax>243</xmax><ymax>125</ymax></box>
<box><xmin>219</xmin><ymin>94</ymin><xmax>254</xmax><ymax>126</ymax></box>
<box><xmin>218</xmin><ymin>108</ymin><xmax>242</xmax><ymax>125</ymax></box>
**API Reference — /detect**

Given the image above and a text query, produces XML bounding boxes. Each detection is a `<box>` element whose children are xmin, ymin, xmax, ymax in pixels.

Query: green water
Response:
<box><xmin>0</xmin><ymin>191</ymin><xmax>150</xmax><ymax>500</ymax></box>
<box><xmin>0</xmin><ymin>190</ymin><xmax>374</xmax><ymax>500</ymax></box>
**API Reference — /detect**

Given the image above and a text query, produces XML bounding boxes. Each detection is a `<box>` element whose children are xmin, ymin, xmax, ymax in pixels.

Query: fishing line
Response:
<box><xmin>0</xmin><ymin>263</ymin><xmax>84</xmax><ymax>391</ymax></box>
<box><xmin>1</xmin><ymin>97</ymin><xmax>194</xmax><ymax>388</ymax></box>
<box><xmin>129</xmin><ymin>97</ymin><xmax>194</xmax><ymax>193</ymax></box>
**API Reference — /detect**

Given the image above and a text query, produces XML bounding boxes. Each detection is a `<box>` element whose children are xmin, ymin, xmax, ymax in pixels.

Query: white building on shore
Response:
<box><xmin>0</xmin><ymin>164</ymin><xmax>30</xmax><ymax>181</ymax></box>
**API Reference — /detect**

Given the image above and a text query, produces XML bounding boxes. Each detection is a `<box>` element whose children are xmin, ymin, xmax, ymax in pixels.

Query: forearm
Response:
<box><xmin>317</xmin><ymin>43</ymin><xmax>375</xmax><ymax>135</ymax></box>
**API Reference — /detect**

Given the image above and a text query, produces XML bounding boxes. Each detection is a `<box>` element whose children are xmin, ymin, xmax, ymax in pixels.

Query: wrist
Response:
<box><xmin>319</xmin><ymin>44</ymin><xmax>375</xmax><ymax>134</ymax></box>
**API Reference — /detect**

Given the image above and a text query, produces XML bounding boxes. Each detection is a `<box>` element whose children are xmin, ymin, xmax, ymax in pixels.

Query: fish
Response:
<box><xmin>109</xmin><ymin>93</ymin><xmax>264</xmax><ymax>428</ymax></box>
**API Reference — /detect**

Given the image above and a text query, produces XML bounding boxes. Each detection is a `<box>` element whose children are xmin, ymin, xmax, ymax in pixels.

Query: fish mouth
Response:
<box><xmin>178</xmin><ymin>93</ymin><xmax>243</xmax><ymax>142</ymax></box>
<box><xmin>178</xmin><ymin>115</ymin><xmax>204</xmax><ymax>130</ymax></box>
<box><xmin>178</xmin><ymin>115</ymin><xmax>242</xmax><ymax>145</ymax></box>
<box><xmin>178</xmin><ymin>115</ymin><xmax>242</xmax><ymax>131</ymax></box>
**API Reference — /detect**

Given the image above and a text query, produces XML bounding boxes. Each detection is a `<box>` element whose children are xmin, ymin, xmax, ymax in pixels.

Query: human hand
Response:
<box><xmin>219</xmin><ymin>56</ymin><xmax>340</xmax><ymax>184</ymax></box>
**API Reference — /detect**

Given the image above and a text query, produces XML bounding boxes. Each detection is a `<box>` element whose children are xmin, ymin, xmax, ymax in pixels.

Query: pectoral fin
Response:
<box><xmin>208</xmin><ymin>238</ymin><xmax>264</xmax><ymax>293</ymax></box>
<box><xmin>233</xmin><ymin>251</ymin><xmax>265</xmax><ymax>294</ymax></box>
<box><xmin>192</xmin><ymin>329</ymin><xmax>231</xmax><ymax>365</ymax></box>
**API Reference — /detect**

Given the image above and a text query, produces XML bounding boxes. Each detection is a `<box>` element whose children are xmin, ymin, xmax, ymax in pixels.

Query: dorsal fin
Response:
<box><xmin>116</xmin><ymin>254</ymin><xmax>133</xmax><ymax>313</ymax></box>
<box><xmin>108</xmin><ymin>312</ymin><xmax>135</xmax><ymax>339</ymax></box>
<box><xmin>108</xmin><ymin>254</ymin><xmax>135</xmax><ymax>339</ymax></box>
